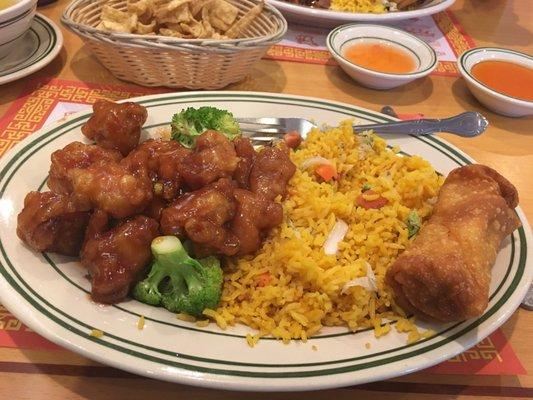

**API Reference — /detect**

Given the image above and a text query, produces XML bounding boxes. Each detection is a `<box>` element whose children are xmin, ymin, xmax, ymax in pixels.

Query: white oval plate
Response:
<box><xmin>267</xmin><ymin>0</ymin><xmax>455</xmax><ymax>27</ymax></box>
<box><xmin>0</xmin><ymin>14</ymin><xmax>63</xmax><ymax>86</ymax></box>
<box><xmin>0</xmin><ymin>92</ymin><xmax>530</xmax><ymax>392</ymax></box>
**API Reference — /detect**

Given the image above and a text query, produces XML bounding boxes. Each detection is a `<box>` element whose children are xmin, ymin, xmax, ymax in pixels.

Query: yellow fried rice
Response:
<box><xmin>330</xmin><ymin>0</ymin><xmax>388</xmax><ymax>13</ymax></box>
<box><xmin>210</xmin><ymin>121</ymin><xmax>444</xmax><ymax>343</ymax></box>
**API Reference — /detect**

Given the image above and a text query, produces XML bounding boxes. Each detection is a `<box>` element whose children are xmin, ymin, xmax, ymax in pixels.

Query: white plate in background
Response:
<box><xmin>267</xmin><ymin>0</ymin><xmax>455</xmax><ymax>27</ymax></box>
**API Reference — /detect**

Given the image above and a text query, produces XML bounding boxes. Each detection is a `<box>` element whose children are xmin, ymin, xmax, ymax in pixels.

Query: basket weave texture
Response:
<box><xmin>62</xmin><ymin>0</ymin><xmax>287</xmax><ymax>89</ymax></box>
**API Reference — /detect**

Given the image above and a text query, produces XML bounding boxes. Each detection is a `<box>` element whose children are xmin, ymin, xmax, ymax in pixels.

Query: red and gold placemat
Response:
<box><xmin>0</xmin><ymin>78</ymin><xmax>526</xmax><ymax>377</ymax></box>
<box><xmin>0</xmin><ymin>78</ymin><xmax>169</xmax><ymax>158</ymax></box>
<box><xmin>265</xmin><ymin>11</ymin><xmax>475</xmax><ymax>77</ymax></box>
<box><xmin>0</xmin><ymin>303</ymin><xmax>526</xmax><ymax>376</ymax></box>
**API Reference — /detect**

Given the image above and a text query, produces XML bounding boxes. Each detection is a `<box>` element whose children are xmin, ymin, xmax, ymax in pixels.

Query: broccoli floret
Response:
<box><xmin>407</xmin><ymin>210</ymin><xmax>421</xmax><ymax>238</ymax></box>
<box><xmin>170</xmin><ymin>106</ymin><xmax>241</xmax><ymax>148</ymax></box>
<box><xmin>133</xmin><ymin>236</ymin><xmax>223</xmax><ymax>317</ymax></box>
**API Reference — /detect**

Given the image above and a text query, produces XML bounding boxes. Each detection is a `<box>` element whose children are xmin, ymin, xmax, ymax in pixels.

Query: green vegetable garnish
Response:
<box><xmin>407</xmin><ymin>210</ymin><xmax>421</xmax><ymax>238</ymax></box>
<box><xmin>362</xmin><ymin>183</ymin><xmax>372</xmax><ymax>192</ymax></box>
<box><xmin>171</xmin><ymin>106</ymin><xmax>241</xmax><ymax>148</ymax></box>
<box><xmin>133</xmin><ymin>236</ymin><xmax>223</xmax><ymax>317</ymax></box>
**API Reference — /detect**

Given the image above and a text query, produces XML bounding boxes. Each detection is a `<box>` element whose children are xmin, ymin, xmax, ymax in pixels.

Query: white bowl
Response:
<box><xmin>326</xmin><ymin>24</ymin><xmax>437</xmax><ymax>90</ymax></box>
<box><xmin>457</xmin><ymin>47</ymin><xmax>533</xmax><ymax>118</ymax></box>
<box><xmin>0</xmin><ymin>0</ymin><xmax>37</xmax><ymax>60</ymax></box>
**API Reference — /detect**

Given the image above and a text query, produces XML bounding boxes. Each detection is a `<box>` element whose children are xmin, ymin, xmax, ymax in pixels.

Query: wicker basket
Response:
<box><xmin>61</xmin><ymin>0</ymin><xmax>287</xmax><ymax>89</ymax></box>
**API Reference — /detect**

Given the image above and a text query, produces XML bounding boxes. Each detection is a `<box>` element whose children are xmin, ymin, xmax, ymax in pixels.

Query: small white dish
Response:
<box><xmin>0</xmin><ymin>14</ymin><xmax>63</xmax><ymax>85</ymax></box>
<box><xmin>457</xmin><ymin>47</ymin><xmax>533</xmax><ymax>118</ymax></box>
<box><xmin>327</xmin><ymin>24</ymin><xmax>437</xmax><ymax>90</ymax></box>
<box><xmin>0</xmin><ymin>0</ymin><xmax>37</xmax><ymax>59</ymax></box>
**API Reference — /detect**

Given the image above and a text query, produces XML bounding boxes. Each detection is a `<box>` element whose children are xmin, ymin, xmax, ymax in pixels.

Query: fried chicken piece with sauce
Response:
<box><xmin>48</xmin><ymin>141</ymin><xmax>122</xmax><ymax>194</ymax></box>
<box><xmin>233</xmin><ymin>137</ymin><xmax>256</xmax><ymax>189</ymax></box>
<box><xmin>69</xmin><ymin>162</ymin><xmax>153</xmax><ymax>219</ymax></box>
<box><xmin>180</xmin><ymin>130</ymin><xmax>239</xmax><ymax>190</ymax></box>
<box><xmin>17</xmin><ymin>191</ymin><xmax>91</xmax><ymax>256</ymax></box>
<box><xmin>142</xmin><ymin>197</ymin><xmax>167</xmax><ymax>222</ymax></box>
<box><xmin>160</xmin><ymin>178</ymin><xmax>239</xmax><ymax>256</ymax></box>
<box><xmin>231</xmin><ymin>189</ymin><xmax>283</xmax><ymax>256</ymax></box>
<box><xmin>122</xmin><ymin>139</ymin><xmax>191</xmax><ymax>201</ymax></box>
<box><xmin>81</xmin><ymin>99</ymin><xmax>148</xmax><ymax>156</ymax></box>
<box><xmin>81</xmin><ymin>210</ymin><xmax>159</xmax><ymax>304</ymax></box>
<box><xmin>249</xmin><ymin>145</ymin><xmax>296</xmax><ymax>200</ymax></box>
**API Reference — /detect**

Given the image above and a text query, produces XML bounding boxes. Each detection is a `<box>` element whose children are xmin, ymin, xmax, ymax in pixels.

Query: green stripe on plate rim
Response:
<box><xmin>459</xmin><ymin>47</ymin><xmax>533</xmax><ymax>103</ymax></box>
<box><xmin>0</xmin><ymin>7</ymin><xmax>32</xmax><ymax>29</ymax></box>
<box><xmin>1</xmin><ymin>28</ymin><xmax>40</xmax><ymax>72</ymax></box>
<box><xmin>0</xmin><ymin>30</ymin><xmax>26</xmax><ymax>49</ymax></box>
<box><xmin>0</xmin><ymin>93</ymin><xmax>527</xmax><ymax>377</ymax></box>
<box><xmin>0</xmin><ymin>15</ymin><xmax>56</xmax><ymax>78</ymax></box>
<box><xmin>328</xmin><ymin>26</ymin><xmax>437</xmax><ymax>76</ymax></box>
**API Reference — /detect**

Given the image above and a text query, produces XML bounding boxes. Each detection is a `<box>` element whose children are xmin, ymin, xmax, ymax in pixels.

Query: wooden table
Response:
<box><xmin>0</xmin><ymin>0</ymin><xmax>532</xmax><ymax>398</ymax></box>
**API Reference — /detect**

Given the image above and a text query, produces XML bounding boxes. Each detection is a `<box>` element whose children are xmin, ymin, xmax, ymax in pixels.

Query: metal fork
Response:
<box><xmin>237</xmin><ymin>111</ymin><xmax>488</xmax><ymax>144</ymax></box>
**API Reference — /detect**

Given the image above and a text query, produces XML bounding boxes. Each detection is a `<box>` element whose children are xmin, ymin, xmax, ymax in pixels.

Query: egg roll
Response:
<box><xmin>386</xmin><ymin>164</ymin><xmax>521</xmax><ymax>323</ymax></box>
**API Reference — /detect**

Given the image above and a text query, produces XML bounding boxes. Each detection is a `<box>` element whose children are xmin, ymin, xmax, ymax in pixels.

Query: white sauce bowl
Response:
<box><xmin>326</xmin><ymin>24</ymin><xmax>437</xmax><ymax>90</ymax></box>
<box><xmin>0</xmin><ymin>0</ymin><xmax>37</xmax><ymax>60</ymax></box>
<box><xmin>457</xmin><ymin>47</ymin><xmax>533</xmax><ymax>118</ymax></box>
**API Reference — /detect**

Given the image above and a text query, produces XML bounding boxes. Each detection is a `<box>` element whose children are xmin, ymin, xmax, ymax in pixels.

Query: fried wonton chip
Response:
<box><xmin>159</xmin><ymin>27</ymin><xmax>184</xmax><ymax>37</ymax></box>
<box><xmin>179</xmin><ymin>19</ymin><xmax>207</xmax><ymax>38</ymax></box>
<box><xmin>135</xmin><ymin>19</ymin><xmax>156</xmax><ymax>34</ymax></box>
<box><xmin>190</xmin><ymin>0</ymin><xmax>213</xmax><ymax>17</ymax></box>
<box><xmin>127</xmin><ymin>0</ymin><xmax>152</xmax><ymax>17</ymax></box>
<box><xmin>203</xmin><ymin>0</ymin><xmax>238</xmax><ymax>32</ymax></box>
<box><xmin>98</xmin><ymin>5</ymin><xmax>138</xmax><ymax>33</ymax></box>
<box><xmin>97</xmin><ymin>0</ymin><xmax>263</xmax><ymax>39</ymax></box>
<box><xmin>201</xmin><ymin>17</ymin><xmax>215</xmax><ymax>38</ymax></box>
<box><xmin>128</xmin><ymin>0</ymin><xmax>154</xmax><ymax>24</ymax></box>
<box><xmin>155</xmin><ymin>0</ymin><xmax>192</xmax><ymax>24</ymax></box>
<box><xmin>225</xmin><ymin>1</ymin><xmax>263</xmax><ymax>38</ymax></box>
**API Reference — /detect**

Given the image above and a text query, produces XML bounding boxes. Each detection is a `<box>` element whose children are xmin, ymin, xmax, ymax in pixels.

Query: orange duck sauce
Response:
<box><xmin>471</xmin><ymin>60</ymin><xmax>533</xmax><ymax>101</ymax></box>
<box><xmin>343</xmin><ymin>42</ymin><xmax>417</xmax><ymax>74</ymax></box>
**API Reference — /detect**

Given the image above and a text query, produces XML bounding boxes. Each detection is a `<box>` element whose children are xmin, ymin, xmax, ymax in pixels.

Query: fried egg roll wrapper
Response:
<box><xmin>386</xmin><ymin>165</ymin><xmax>521</xmax><ymax>323</ymax></box>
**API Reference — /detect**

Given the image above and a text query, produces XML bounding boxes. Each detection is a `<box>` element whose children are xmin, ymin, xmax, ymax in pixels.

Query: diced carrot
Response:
<box><xmin>257</xmin><ymin>273</ymin><xmax>271</xmax><ymax>287</ymax></box>
<box><xmin>356</xmin><ymin>190</ymin><xmax>389</xmax><ymax>209</ymax></box>
<box><xmin>283</xmin><ymin>131</ymin><xmax>303</xmax><ymax>149</ymax></box>
<box><xmin>315</xmin><ymin>164</ymin><xmax>337</xmax><ymax>182</ymax></box>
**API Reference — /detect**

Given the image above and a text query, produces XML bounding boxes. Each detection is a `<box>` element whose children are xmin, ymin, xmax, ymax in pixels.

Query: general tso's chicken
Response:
<box><xmin>122</xmin><ymin>139</ymin><xmax>191</xmax><ymax>201</ymax></box>
<box><xmin>81</xmin><ymin>210</ymin><xmax>159</xmax><ymax>304</ymax></box>
<box><xmin>69</xmin><ymin>162</ymin><xmax>153</xmax><ymax>219</ymax></box>
<box><xmin>180</xmin><ymin>130</ymin><xmax>239</xmax><ymax>190</ymax></box>
<box><xmin>81</xmin><ymin>99</ymin><xmax>148</xmax><ymax>156</ymax></box>
<box><xmin>233</xmin><ymin>137</ymin><xmax>256</xmax><ymax>189</ymax></box>
<box><xmin>17</xmin><ymin>191</ymin><xmax>91</xmax><ymax>256</ymax></box>
<box><xmin>249</xmin><ymin>145</ymin><xmax>296</xmax><ymax>200</ymax></box>
<box><xmin>48</xmin><ymin>141</ymin><xmax>122</xmax><ymax>194</ymax></box>
<box><xmin>142</xmin><ymin>197</ymin><xmax>167</xmax><ymax>222</ymax></box>
<box><xmin>160</xmin><ymin>178</ymin><xmax>239</xmax><ymax>256</ymax></box>
<box><xmin>231</xmin><ymin>189</ymin><xmax>283</xmax><ymax>256</ymax></box>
